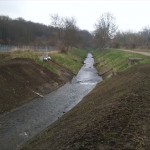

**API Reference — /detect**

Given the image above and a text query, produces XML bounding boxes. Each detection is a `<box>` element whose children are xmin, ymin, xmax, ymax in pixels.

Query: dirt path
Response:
<box><xmin>118</xmin><ymin>49</ymin><xmax>150</xmax><ymax>56</ymax></box>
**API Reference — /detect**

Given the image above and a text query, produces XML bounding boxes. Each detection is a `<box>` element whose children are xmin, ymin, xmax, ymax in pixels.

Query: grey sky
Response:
<box><xmin>0</xmin><ymin>0</ymin><xmax>150</xmax><ymax>32</ymax></box>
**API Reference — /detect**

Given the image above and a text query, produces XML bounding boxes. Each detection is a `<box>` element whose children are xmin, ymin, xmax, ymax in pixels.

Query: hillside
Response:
<box><xmin>0</xmin><ymin>48</ymin><xmax>86</xmax><ymax>115</ymax></box>
<box><xmin>0</xmin><ymin>57</ymin><xmax>74</xmax><ymax>115</ymax></box>
<box><xmin>22</xmin><ymin>64</ymin><xmax>150</xmax><ymax>150</ymax></box>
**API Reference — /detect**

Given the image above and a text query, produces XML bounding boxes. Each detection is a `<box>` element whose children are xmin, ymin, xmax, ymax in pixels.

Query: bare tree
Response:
<box><xmin>140</xmin><ymin>26</ymin><xmax>150</xmax><ymax>48</ymax></box>
<box><xmin>50</xmin><ymin>14</ymin><xmax>64</xmax><ymax>49</ymax></box>
<box><xmin>111</xmin><ymin>27</ymin><xmax>150</xmax><ymax>49</ymax></box>
<box><xmin>94</xmin><ymin>12</ymin><xmax>117</xmax><ymax>49</ymax></box>
<box><xmin>63</xmin><ymin>17</ymin><xmax>79</xmax><ymax>52</ymax></box>
<box><xmin>112</xmin><ymin>31</ymin><xmax>140</xmax><ymax>49</ymax></box>
<box><xmin>50</xmin><ymin>14</ymin><xmax>79</xmax><ymax>53</ymax></box>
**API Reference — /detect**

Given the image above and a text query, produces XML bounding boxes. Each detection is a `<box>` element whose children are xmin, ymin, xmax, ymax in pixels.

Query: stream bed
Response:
<box><xmin>0</xmin><ymin>53</ymin><xmax>102</xmax><ymax>150</ymax></box>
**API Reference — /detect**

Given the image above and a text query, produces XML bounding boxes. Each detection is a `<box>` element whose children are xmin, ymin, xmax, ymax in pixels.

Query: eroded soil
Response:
<box><xmin>22</xmin><ymin>64</ymin><xmax>150</xmax><ymax>150</ymax></box>
<box><xmin>0</xmin><ymin>58</ymin><xmax>73</xmax><ymax>114</ymax></box>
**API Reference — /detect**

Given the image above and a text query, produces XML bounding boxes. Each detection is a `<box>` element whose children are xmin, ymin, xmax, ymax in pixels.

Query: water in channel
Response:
<box><xmin>0</xmin><ymin>53</ymin><xmax>102</xmax><ymax>150</ymax></box>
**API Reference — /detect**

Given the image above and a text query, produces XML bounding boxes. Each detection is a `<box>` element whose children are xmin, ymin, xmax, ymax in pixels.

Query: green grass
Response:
<box><xmin>51</xmin><ymin>48</ymin><xmax>87</xmax><ymax>74</ymax></box>
<box><xmin>8</xmin><ymin>50</ymin><xmax>60</xmax><ymax>75</ymax></box>
<box><xmin>7</xmin><ymin>48</ymin><xmax>87</xmax><ymax>75</ymax></box>
<box><xmin>36</xmin><ymin>59</ymin><xmax>60</xmax><ymax>75</ymax></box>
<box><xmin>93</xmin><ymin>49</ymin><xmax>150</xmax><ymax>74</ymax></box>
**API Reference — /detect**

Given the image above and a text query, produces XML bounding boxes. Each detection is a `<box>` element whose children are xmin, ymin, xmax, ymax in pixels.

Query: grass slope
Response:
<box><xmin>51</xmin><ymin>48</ymin><xmax>87</xmax><ymax>74</ymax></box>
<box><xmin>93</xmin><ymin>49</ymin><xmax>150</xmax><ymax>76</ymax></box>
<box><xmin>0</xmin><ymin>49</ymin><xmax>86</xmax><ymax>114</ymax></box>
<box><xmin>22</xmin><ymin>60</ymin><xmax>150</xmax><ymax>149</ymax></box>
<box><xmin>0</xmin><ymin>58</ymin><xmax>73</xmax><ymax>115</ymax></box>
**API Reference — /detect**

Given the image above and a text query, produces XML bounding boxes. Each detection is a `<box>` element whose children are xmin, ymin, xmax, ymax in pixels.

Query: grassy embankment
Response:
<box><xmin>50</xmin><ymin>48</ymin><xmax>87</xmax><ymax>74</ymax></box>
<box><xmin>0</xmin><ymin>50</ymin><xmax>59</xmax><ymax>74</ymax></box>
<box><xmin>0</xmin><ymin>48</ymin><xmax>87</xmax><ymax>114</ymax></box>
<box><xmin>22</xmin><ymin>49</ymin><xmax>150</xmax><ymax>150</ymax></box>
<box><xmin>93</xmin><ymin>49</ymin><xmax>150</xmax><ymax>78</ymax></box>
<box><xmin>1</xmin><ymin>48</ymin><xmax>86</xmax><ymax>74</ymax></box>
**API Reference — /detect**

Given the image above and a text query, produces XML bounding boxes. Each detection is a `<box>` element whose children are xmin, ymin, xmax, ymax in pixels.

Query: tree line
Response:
<box><xmin>0</xmin><ymin>15</ymin><xmax>93</xmax><ymax>51</ymax></box>
<box><xmin>112</xmin><ymin>28</ymin><xmax>150</xmax><ymax>49</ymax></box>
<box><xmin>94</xmin><ymin>12</ymin><xmax>150</xmax><ymax>50</ymax></box>
<box><xmin>0</xmin><ymin>16</ymin><xmax>55</xmax><ymax>46</ymax></box>
<box><xmin>0</xmin><ymin>14</ymin><xmax>150</xmax><ymax>52</ymax></box>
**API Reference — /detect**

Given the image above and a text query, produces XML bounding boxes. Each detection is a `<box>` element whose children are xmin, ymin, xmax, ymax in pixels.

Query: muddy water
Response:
<box><xmin>0</xmin><ymin>53</ymin><xmax>102</xmax><ymax>150</ymax></box>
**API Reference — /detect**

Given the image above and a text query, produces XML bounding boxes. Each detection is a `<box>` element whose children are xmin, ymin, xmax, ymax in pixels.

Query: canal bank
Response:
<box><xmin>0</xmin><ymin>53</ymin><xmax>102</xmax><ymax>150</ymax></box>
<box><xmin>22</xmin><ymin>64</ymin><xmax>150</xmax><ymax>150</ymax></box>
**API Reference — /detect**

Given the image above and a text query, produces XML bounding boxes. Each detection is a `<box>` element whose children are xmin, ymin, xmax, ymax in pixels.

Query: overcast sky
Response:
<box><xmin>0</xmin><ymin>0</ymin><xmax>150</xmax><ymax>32</ymax></box>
